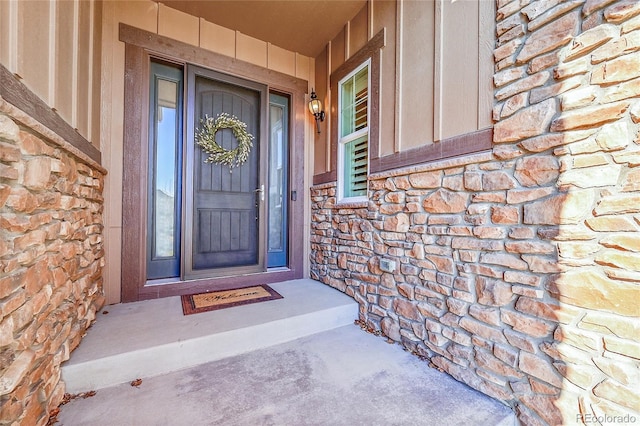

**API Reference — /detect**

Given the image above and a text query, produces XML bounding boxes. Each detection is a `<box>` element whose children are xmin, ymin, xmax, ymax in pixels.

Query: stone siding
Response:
<box><xmin>310</xmin><ymin>1</ymin><xmax>640</xmax><ymax>425</ymax></box>
<box><xmin>0</xmin><ymin>111</ymin><xmax>105</xmax><ymax>425</ymax></box>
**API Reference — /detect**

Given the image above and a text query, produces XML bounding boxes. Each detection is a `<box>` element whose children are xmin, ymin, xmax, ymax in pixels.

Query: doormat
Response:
<box><xmin>181</xmin><ymin>285</ymin><xmax>283</xmax><ymax>315</ymax></box>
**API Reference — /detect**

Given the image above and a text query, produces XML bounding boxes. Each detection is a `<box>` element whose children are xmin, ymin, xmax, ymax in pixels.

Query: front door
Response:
<box><xmin>184</xmin><ymin>66</ymin><xmax>267</xmax><ymax>279</ymax></box>
<box><xmin>123</xmin><ymin>44</ymin><xmax>306</xmax><ymax>302</ymax></box>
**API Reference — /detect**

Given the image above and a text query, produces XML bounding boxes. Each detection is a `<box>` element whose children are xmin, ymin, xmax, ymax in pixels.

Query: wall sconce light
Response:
<box><xmin>308</xmin><ymin>90</ymin><xmax>325</xmax><ymax>134</ymax></box>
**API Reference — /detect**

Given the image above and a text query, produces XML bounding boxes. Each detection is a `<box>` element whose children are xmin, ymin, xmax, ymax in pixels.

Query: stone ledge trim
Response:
<box><xmin>369</xmin><ymin>151</ymin><xmax>494</xmax><ymax>180</ymax></box>
<box><xmin>0</xmin><ymin>100</ymin><xmax>106</xmax><ymax>175</ymax></box>
<box><xmin>334</xmin><ymin>200</ymin><xmax>369</xmax><ymax>209</ymax></box>
<box><xmin>310</xmin><ymin>181</ymin><xmax>337</xmax><ymax>190</ymax></box>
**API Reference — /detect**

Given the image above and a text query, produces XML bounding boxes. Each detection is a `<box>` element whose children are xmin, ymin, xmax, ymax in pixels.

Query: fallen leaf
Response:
<box><xmin>131</xmin><ymin>378</ymin><xmax>143</xmax><ymax>387</ymax></box>
<box><xmin>46</xmin><ymin>408</ymin><xmax>61</xmax><ymax>426</ymax></box>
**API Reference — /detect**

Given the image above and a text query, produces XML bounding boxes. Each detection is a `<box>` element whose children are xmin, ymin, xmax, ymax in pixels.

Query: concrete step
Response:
<box><xmin>61</xmin><ymin>279</ymin><xmax>358</xmax><ymax>393</ymax></box>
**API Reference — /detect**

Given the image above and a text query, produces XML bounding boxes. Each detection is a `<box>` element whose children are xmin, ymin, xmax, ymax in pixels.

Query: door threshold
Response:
<box><xmin>134</xmin><ymin>268</ymin><xmax>299</xmax><ymax>301</ymax></box>
<box><xmin>145</xmin><ymin>267</ymin><xmax>293</xmax><ymax>287</ymax></box>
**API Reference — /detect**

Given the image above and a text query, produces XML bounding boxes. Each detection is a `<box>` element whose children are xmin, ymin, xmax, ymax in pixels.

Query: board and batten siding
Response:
<box><xmin>0</xmin><ymin>0</ymin><xmax>102</xmax><ymax>147</ymax></box>
<box><xmin>313</xmin><ymin>0</ymin><xmax>495</xmax><ymax>176</ymax></box>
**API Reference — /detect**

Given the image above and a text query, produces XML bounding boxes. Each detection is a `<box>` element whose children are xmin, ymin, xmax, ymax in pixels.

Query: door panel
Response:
<box><xmin>193</xmin><ymin>84</ymin><xmax>258</xmax><ymax>269</ymax></box>
<box><xmin>185</xmin><ymin>66</ymin><xmax>267</xmax><ymax>278</ymax></box>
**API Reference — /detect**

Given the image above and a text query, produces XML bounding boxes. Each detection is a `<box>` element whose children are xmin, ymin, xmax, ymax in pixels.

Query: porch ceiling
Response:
<box><xmin>156</xmin><ymin>0</ymin><xmax>367</xmax><ymax>58</ymax></box>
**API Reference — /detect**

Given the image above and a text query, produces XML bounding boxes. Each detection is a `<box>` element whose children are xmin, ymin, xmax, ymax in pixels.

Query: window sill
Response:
<box><xmin>334</xmin><ymin>198</ymin><xmax>369</xmax><ymax>209</ymax></box>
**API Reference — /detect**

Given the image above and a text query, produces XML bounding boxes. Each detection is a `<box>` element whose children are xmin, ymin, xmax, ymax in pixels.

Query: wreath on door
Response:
<box><xmin>195</xmin><ymin>113</ymin><xmax>254</xmax><ymax>169</ymax></box>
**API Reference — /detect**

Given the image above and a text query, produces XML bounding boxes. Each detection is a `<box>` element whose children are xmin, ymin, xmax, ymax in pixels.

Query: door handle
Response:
<box><xmin>254</xmin><ymin>184</ymin><xmax>265</xmax><ymax>202</ymax></box>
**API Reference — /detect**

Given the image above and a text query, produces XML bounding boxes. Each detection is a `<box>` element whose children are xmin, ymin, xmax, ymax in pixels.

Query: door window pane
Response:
<box><xmin>267</xmin><ymin>94</ymin><xmax>289</xmax><ymax>267</ymax></box>
<box><xmin>147</xmin><ymin>61</ymin><xmax>183</xmax><ymax>280</ymax></box>
<box><xmin>154</xmin><ymin>78</ymin><xmax>178</xmax><ymax>258</ymax></box>
<box><xmin>269</xmin><ymin>104</ymin><xmax>284</xmax><ymax>251</ymax></box>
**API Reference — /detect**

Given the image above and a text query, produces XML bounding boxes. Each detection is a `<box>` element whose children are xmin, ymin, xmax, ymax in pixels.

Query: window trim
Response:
<box><xmin>337</xmin><ymin>59</ymin><xmax>371</xmax><ymax>203</ymax></box>
<box><xmin>318</xmin><ymin>28</ymin><xmax>384</xmax><ymax>189</ymax></box>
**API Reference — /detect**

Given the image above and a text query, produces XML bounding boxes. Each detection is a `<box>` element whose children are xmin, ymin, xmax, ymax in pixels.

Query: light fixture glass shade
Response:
<box><xmin>309</xmin><ymin>98</ymin><xmax>322</xmax><ymax>115</ymax></box>
<box><xmin>309</xmin><ymin>90</ymin><xmax>325</xmax><ymax>133</ymax></box>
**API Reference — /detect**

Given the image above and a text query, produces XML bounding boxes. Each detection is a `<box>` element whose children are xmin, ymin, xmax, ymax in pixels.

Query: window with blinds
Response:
<box><xmin>343</xmin><ymin>135</ymin><xmax>368</xmax><ymax>197</ymax></box>
<box><xmin>338</xmin><ymin>62</ymin><xmax>369</xmax><ymax>200</ymax></box>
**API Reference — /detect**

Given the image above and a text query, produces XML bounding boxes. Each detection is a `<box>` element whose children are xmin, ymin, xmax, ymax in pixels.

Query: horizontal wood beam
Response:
<box><xmin>119</xmin><ymin>23</ymin><xmax>308</xmax><ymax>95</ymax></box>
<box><xmin>370</xmin><ymin>128</ymin><xmax>492</xmax><ymax>174</ymax></box>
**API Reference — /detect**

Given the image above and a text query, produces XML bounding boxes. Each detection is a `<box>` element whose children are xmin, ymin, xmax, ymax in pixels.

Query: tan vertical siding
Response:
<box><xmin>117</xmin><ymin>0</ymin><xmax>158</xmax><ymax>32</ymax></box>
<box><xmin>436</xmin><ymin>0</ymin><xmax>480</xmax><ymax>140</ymax></box>
<box><xmin>296</xmin><ymin>53</ymin><xmax>311</xmax><ymax>80</ymax></box>
<box><xmin>101</xmin><ymin>1</ymin><xmax>129</xmax><ymax>305</ymax></box>
<box><xmin>331</xmin><ymin>27</ymin><xmax>346</xmax><ymax>73</ymax></box>
<box><xmin>17</xmin><ymin>0</ymin><xmax>52</xmax><ymax>104</ymax></box>
<box><xmin>2</xmin><ymin>0</ymin><xmax>102</xmax><ymax>144</ymax></box>
<box><xmin>268</xmin><ymin>43</ymin><xmax>296</xmax><ymax>76</ymax></box>
<box><xmin>200</xmin><ymin>19</ymin><xmax>236</xmax><ymax>58</ymax></box>
<box><xmin>313</xmin><ymin>47</ymin><xmax>329</xmax><ymax>176</ymax></box>
<box><xmin>77</xmin><ymin>0</ymin><xmax>92</xmax><ymax>138</ymax></box>
<box><xmin>398</xmin><ymin>0</ymin><xmax>435</xmax><ymax>150</ymax></box>
<box><xmin>91</xmin><ymin>1</ymin><xmax>103</xmax><ymax>145</ymax></box>
<box><xmin>349</xmin><ymin>5</ymin><xmax>368</xmax><ymax>58</ymax></box>
<box><xmin>372</xmin><ymin>0</ymin><xmax>396</xmax><ymax>157</ymax></box>
<box><xmin>313</xmin><ymin>0</ymin><xmax>495</xmax><ymax>172</ymax></box>
<box><xmin>55</xmin><ymin>0</ymin><xmax>76</xmax><ymax>127</ymax></box>
<box><xmin>0</xmin><ymin>1</ymin><xmax>16</xmax><ymax>71</ymax></box>
<box><xmin>158</xmin><ymin>3</ymin><xmax>199</xmax><ymax>46</ymax></box>
<box><xmin>236</xmin><ymin>32</ymin><xmax>268</xmax><ymax>67</ymax></box>
<box><xmin>477</xmin><ymin>1</ymin><xmax>495</xmax><ymax>130</ymax></box>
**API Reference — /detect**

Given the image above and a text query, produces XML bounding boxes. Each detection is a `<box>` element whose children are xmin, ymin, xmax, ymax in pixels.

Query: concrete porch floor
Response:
<box><xmin>58</xmin><ymin>279</ymin><xmax>515</xmax><ymax>425</ymax></box>
<box><xmin>62</xmin><ymin>279</ymin><xmax>359</xmax><ymax>392</ymax></box>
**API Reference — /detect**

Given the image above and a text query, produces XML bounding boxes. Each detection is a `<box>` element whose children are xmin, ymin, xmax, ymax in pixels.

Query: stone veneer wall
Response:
<box><xmin>310</xmin><ymin>1</ymin><xmax>640</xmax><ymax>425</ymax></box>
<box><xmin>0</xmin><ymin>110</ymin><xmax>105</xmax><ymax>425</ymax></box>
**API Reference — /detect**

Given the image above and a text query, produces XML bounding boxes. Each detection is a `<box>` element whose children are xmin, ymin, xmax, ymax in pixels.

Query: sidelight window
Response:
<box><xmin>147</xmin><ymin>61</ymin><xmax>183</xmax><ymax>280</ymax></box>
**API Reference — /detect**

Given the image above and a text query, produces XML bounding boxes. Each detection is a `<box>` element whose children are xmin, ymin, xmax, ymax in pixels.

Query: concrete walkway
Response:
<box><xmin>58</xmin><ymin>324</ymin><xmax>515</xmax><ymax>426</ymax></box>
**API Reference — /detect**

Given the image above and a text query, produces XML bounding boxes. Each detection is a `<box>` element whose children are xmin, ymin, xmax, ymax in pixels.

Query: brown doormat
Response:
<box><xmin>181</xmin><ymin>284</ymin><xmax>283</xmax><ymax>315</ymax></box>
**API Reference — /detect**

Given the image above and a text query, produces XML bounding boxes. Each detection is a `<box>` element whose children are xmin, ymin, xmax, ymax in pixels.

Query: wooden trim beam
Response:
<box><xmin>119</xmin><ymin>23</ymin><xmax>308</xmax><ymax>95</ymax></box>
<box><xmin>370</xmin><ymin>128</ymin><xmax>492</xmax><ymax>174</ymax></box>
<box><xmin>121</xmin><ymin>43</ymin><xmax>148</xmax><ymax>303</ymax></box>
<box><xmin>313</xmin><ymin>170</ymin><xmax>337</xmax><ymax>186</ymax></box>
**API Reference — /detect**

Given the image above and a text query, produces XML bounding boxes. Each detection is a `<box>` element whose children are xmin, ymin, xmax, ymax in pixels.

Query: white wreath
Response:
<box><xmin>195</xmin><ymin>113</ymin><xmax>254</xmax><ymax>168</ymax></box>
